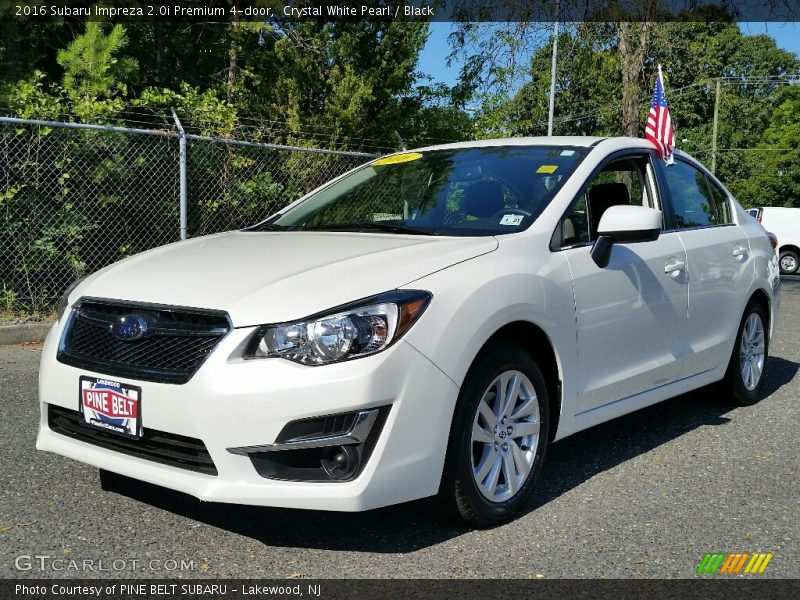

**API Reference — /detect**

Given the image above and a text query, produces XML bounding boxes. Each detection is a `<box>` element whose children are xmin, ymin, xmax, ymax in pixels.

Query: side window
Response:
<box><xmin>701</xmin><ymin>176</ymin><xmax>732</xmax><ymax>225</ymax></box>
<box><xmin>560</xmin><ymin>155</ymin><xmax>654</xmax><ymax>246</ymax></box>
<box><xmin>663</xmin><ymin>160</ymin><xmax>731</xmax><ymax>228</ymax></box>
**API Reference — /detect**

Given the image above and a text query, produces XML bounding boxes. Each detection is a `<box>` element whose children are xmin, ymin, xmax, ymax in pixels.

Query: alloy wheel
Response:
<box><xmin>471</xmin><ymin>370</ymin><xmax>540</xmax><ymax>502</ymax></box>
<box><xmin>739</xmin><ymin>312</ymin><xmax>766</xmax><ymax>391</ymax></box>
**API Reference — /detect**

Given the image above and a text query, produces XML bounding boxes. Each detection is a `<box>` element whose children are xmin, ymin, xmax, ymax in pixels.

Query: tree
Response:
<box><xmin>243</xmin><ymin>21</ymin><xmax>428</xmax><ymax>149</ymax></box>
<box><xmin>509</xmin><ymin>25</ymin><xmax>620</xmax><ymax>137</ymax></box>
<box><xmin>397</xmin><ymin>84</ymin><xmax>474</xmax><ymax>147</ymax></box>
<box><xmin>732</xmin><ymin>85</ymin><xmax>800</xmax><ymax>208</ymax></box>
<box><xmin>56</xmin><ymin>22</ymin><xmax>139</xmax><ymax>118</ymax></box>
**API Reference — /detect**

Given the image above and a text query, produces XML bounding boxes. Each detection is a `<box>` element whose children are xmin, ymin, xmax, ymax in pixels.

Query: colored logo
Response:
<box><xmin>80</xmin><ymin>378</ymin><xmax>140</xmax><ymax>438</ymax></box>
<box><xmin>110</xmin><ymin>315</ymin><xmax>149</xmax><ymax>341</ymax></box>
<box><xmin>696</xmin><ymin>552</ymin><xmax>773</xmax><ymax>574</ymax></box>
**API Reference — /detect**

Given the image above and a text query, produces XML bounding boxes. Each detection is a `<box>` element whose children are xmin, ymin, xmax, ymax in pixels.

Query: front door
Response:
<box><xmin>559</xmin><ymin>152</ymin><xmax>690</xmax><ymax>414</ymax></box>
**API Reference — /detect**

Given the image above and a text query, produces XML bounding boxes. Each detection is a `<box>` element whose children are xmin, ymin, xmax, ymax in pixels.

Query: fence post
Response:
<box><xmin>171</xmin><ymin>109</ymin><xmax>188</xmax><ymax>240</ymax></box>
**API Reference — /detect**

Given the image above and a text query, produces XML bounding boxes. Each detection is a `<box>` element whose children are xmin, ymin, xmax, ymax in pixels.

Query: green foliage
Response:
<box><xmin>397</xmin><ymin>84</ymin><xmax>473</xmax><ymax>147</ymax></box>
<box><xmin>510</xmin><ymin>26</ymin><xmax>621</xmax><ymax>137</ymax></box>
<box><xmin>245</xmin><ymin>21</ymin><xmax>428</xmax><ymax>149</ymax></box>
<box><xmin>56</xmin><ymin>22</ymin><xmax>139</xmax><ymax>119</ymax></box>
<box><xmin>0</xmin><ymin>70</ymin><xmax>65</xmax><ymax>122</ymax></box>
<box><xmin>729</xmin><ymin>86</ymin><xmax>800</xmax><ymax>208</ymax></box>
<box><xmin>136</xmin><ymin>84</ymin><xmax>237</xmax><ymax>135</ymax></box>
<box><xmin>2</xmin><ymin>285</ymin><xmax>17</xmax><ymax>312</ymax></box>
<box><xmin>0</xmin><ymin>132</ymin><xmax>92</xmax><ymax>311</ymax></box>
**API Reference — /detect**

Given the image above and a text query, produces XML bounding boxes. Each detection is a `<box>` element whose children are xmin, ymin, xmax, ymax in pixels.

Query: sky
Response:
<box><xmin>418</xmin><ymin>21</ymin><xmax>800</xmax><ymax>89</ymax></box>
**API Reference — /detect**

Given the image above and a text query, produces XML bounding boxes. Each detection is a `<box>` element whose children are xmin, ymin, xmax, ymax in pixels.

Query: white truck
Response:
<box><xmin>747</xmin><ymin>206</ymin><xmax>800</xmax><ymax>275</ymax></box>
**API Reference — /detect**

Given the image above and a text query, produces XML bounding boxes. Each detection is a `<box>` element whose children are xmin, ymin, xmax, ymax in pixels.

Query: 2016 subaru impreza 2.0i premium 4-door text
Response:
<box><xmin>38</xmin><ymin>137</ymin><xmax>781</xmax><ymax>526</ymax></box>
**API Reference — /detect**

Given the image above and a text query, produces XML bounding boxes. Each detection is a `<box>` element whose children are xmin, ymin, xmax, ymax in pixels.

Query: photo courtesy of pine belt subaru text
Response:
<box><xmin>37</xmin><ymin>136</ymin><xmax>781</xmax><ymax>527</ymax></box>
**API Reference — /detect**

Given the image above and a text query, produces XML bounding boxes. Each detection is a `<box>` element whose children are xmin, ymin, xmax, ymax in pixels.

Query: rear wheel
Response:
<box><xmin>438</xmin><ymin>345</ymin><xmax>549</xmax><ymax>527</ymax></box>
<box><xmin>721</xmin><ymin>301</ymin><xmax>768</xmax><ymax>406</ymax></box>
<box><xmin>779</xmin><ymin>249</ymin><xmax>799</xmax><ymax>275</ymax></box>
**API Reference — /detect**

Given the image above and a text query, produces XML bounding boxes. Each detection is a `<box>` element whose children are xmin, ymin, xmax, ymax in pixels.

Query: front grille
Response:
<box><xmin>57</xmin><ymin>299</ymin><xmax>230</xmax><ymax>384</ymax></box>
<box><xmin>48</xmin><ymin>405</ymin><xmax>217</xmax><ymax>475</ymax></box>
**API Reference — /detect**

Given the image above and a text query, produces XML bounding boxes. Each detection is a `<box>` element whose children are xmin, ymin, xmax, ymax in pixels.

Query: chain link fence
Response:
<box><xmin>0</xmin><ymin>116</ymin><xmax>375</xmax><ymax>315</ymax></box>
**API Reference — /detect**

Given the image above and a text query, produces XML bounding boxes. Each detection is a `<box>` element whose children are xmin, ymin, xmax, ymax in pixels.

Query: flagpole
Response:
<box><xmin>657</xmin><ymin>64</ymin><xmax>674</xmax><ymax>165</ymax></box>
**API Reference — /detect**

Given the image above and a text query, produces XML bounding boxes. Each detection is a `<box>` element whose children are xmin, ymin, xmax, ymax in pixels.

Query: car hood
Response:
<box><xmin>74</xmin><ymin>231</ymin><xmax>498</xmax><ymax>326</ymax></box>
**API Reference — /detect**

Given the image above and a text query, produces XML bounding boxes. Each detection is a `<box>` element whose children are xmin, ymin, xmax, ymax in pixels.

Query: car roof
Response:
<box><xmin>413</xmin><ymin>136</ymin><xmax>658</xmax><ymax>153</ymax></box>
<box><xmin>408</xmin><ymin>136</ymin><xmax>704</xmax><ymax>170</ymax></box>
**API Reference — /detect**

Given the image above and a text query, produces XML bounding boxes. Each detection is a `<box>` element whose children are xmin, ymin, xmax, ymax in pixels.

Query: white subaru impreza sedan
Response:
<box><xmin>38</xmin><ymin>137</ymin><xmax>780</xmax><ymax>526</ymax></box>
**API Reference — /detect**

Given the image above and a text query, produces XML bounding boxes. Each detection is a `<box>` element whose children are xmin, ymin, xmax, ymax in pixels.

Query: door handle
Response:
<box><xmin>733</xmin><ymin>245</ymin><xmax>748</xmax><ymax>258</ymax></box>
<box><xmin>664</xmin><ymin>257</ymin><xmax>685</xmax><ymax>276</ymax></box>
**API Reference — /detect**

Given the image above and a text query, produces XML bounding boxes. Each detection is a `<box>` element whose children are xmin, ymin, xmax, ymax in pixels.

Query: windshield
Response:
<box><xmin>255</xmin><ymin>145</ymin><xmax>589</xmax><ymax>236</ymax></box>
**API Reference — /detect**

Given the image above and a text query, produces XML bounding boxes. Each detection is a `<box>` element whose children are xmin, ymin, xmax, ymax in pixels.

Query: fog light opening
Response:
<box><xmin>321</xmin><ymin>445</ymin><xmax>360</xmax><ymax>480</ymax></box>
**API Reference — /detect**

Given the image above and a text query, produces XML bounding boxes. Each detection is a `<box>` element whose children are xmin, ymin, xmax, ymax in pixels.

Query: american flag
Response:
<box><xmin>645</xmin><ymin>66</ymin><xmax>675</xmax><ymax>160</ymax></box>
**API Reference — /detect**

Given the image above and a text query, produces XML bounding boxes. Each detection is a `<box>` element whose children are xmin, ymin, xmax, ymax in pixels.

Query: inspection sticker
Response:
<box><xmin>499</xmin><ymin>214</ymin><xmax>524</xmax><ymax>226</ymax></box>
<box><xmin>536</xmin><ymin>165</ymin><xmax>559</xmax><ymax>174</ymax></box>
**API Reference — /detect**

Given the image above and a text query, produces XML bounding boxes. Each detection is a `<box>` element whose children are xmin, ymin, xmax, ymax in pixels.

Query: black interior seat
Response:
<box><xmin>588</xmin><ymin>182</ymin><xmax>630</xmax><ymax>238</ymax></box>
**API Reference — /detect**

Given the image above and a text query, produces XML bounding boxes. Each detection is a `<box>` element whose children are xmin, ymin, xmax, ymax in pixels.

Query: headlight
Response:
<box><xmin>244</xmin><ymin>290</ymin><xmax>432</xmax><ymax>365</ymax></box>
<box><xmin>56</xmin><ymin>277</ymin><xmax>85</xmax><ymax>321</ymax></box>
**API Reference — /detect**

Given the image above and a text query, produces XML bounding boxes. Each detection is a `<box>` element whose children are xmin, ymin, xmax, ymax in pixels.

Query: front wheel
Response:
<box><xmin>438</xmin><ymin>345</ymin><xmax>549</xmax><ymax>527</ymax></box>
<box><xmin>721</xmin><ymin>301</ymin><xmax>769</xmax><ymax>406</ymax></box>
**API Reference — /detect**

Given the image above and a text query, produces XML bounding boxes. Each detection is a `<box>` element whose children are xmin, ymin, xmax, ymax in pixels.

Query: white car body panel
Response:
<box><xmin>675</xmin><ymin>225</ymin><xmax>754</xmax><ymax>376</ymax></box>
<box><xmin>402</xmin><ymin>230</ymin><xmax>577</xmax><ymax>437</ymax></box>
<box><xmin>37</xmin><ymin>136</ymin><xmax>781</xmax><ymax>512</ymax></box>
<box><xmin>74</xmin><ymin>232</ymin><xmax>497</xmax><ymax>326</ymax></box>
<box><xmin>734</xmin><ymin>202</ymin><xmax>782</xmax><ymax>336</ymax></box>
<box><xmin>565</xmin><ymin>231</ymin><xmax>689</xmax><ymax>414</ymax></box>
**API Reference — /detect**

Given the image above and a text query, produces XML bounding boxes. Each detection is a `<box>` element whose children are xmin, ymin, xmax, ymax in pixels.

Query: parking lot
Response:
<box><xmin>1</xmin><ymin>280</ymin><xmax>798</xmax><ymax>579</ymax></box>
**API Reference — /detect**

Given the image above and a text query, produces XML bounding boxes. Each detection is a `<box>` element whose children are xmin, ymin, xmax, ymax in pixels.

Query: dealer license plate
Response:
<box><xmin>79</xmin><ymin>376</ymin><xmax>142</xmax><ymax>439</ymax></box>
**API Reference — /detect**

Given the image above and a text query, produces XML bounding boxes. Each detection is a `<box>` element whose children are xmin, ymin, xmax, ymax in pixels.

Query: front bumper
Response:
<box><xmin>37</xmin><ymin>317</ymin><xmax>459</xmax><ymax>511</ymax></box>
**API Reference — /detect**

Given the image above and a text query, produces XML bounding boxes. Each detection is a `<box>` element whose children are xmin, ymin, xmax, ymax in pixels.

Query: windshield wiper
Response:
<box><xmin>300</xmin><ymin>222</ymin><xmax>438</xmax><ymax>235</ymax></box>
<box><xmin>245</xmin><ymin>222</ymin><xmax>289</xmax><ymax>232</ymax></box>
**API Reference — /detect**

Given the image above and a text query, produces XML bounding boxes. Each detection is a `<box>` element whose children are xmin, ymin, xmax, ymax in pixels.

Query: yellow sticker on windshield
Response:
<box><xmin>372</xmin><ymin>152</ymin><xmax>423</xmax><ymax>166</ymax></box>
<box><xmin>537</xmin><ymin>165</ymin><xmax>559</xmax><ymax>174</ymax></box>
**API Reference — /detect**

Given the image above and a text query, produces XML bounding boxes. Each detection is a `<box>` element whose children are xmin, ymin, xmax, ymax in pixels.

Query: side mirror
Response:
<box><xmin>591</xmin><ymin>205</ymin><xmax>663</xmax><ymax>268</ymax></box>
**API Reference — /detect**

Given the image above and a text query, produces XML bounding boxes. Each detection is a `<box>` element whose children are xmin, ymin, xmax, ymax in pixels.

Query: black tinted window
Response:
<box><xmin>701</xmin><ymin>175</ymin><xmax>732</xmax><ymax>225</ymax></box>
<box><xmin>664</xmin><ymin>160</ymin><xmax>731</xmax><ymax>228</ymax></box>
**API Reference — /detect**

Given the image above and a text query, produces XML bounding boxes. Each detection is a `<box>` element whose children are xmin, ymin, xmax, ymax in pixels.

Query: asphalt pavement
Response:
<box><xmin>1</xmin><ymin>281</ymin><xmax>798</xmax><ymax>579</ymax></box>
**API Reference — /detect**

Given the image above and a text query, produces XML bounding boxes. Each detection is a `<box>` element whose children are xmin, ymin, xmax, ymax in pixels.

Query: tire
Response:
<box><xmin>779</xmin><ymin>249</ymin><xmax>799</xmax><ymax>275</ymax></box>
<box><xmin>438</xmin><ymin>345</ymin><xmax>549</xmax><ymax>527</ymax></box>
<box><xmin>721</xmin><ymin>301</ymin><xmax>769</xmax><ymax>406</ymax></box>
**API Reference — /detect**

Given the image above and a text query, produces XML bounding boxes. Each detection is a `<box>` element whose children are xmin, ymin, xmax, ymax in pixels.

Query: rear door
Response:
<box><xmin>559</xmin><ymin>151</ymin><xmax>689</xmax><ymax>414</ymax></box>
<box><xmin>657</xmin><ymin>158</ymin><xmax>754</xmax><ymax>376</ymax></box>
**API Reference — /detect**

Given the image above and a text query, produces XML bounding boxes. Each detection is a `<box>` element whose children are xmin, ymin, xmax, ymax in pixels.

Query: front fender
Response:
<box><xmin>401</xmin><ymin>234</ymin><xmax>578</xmax><ymax>440</ymax></box>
